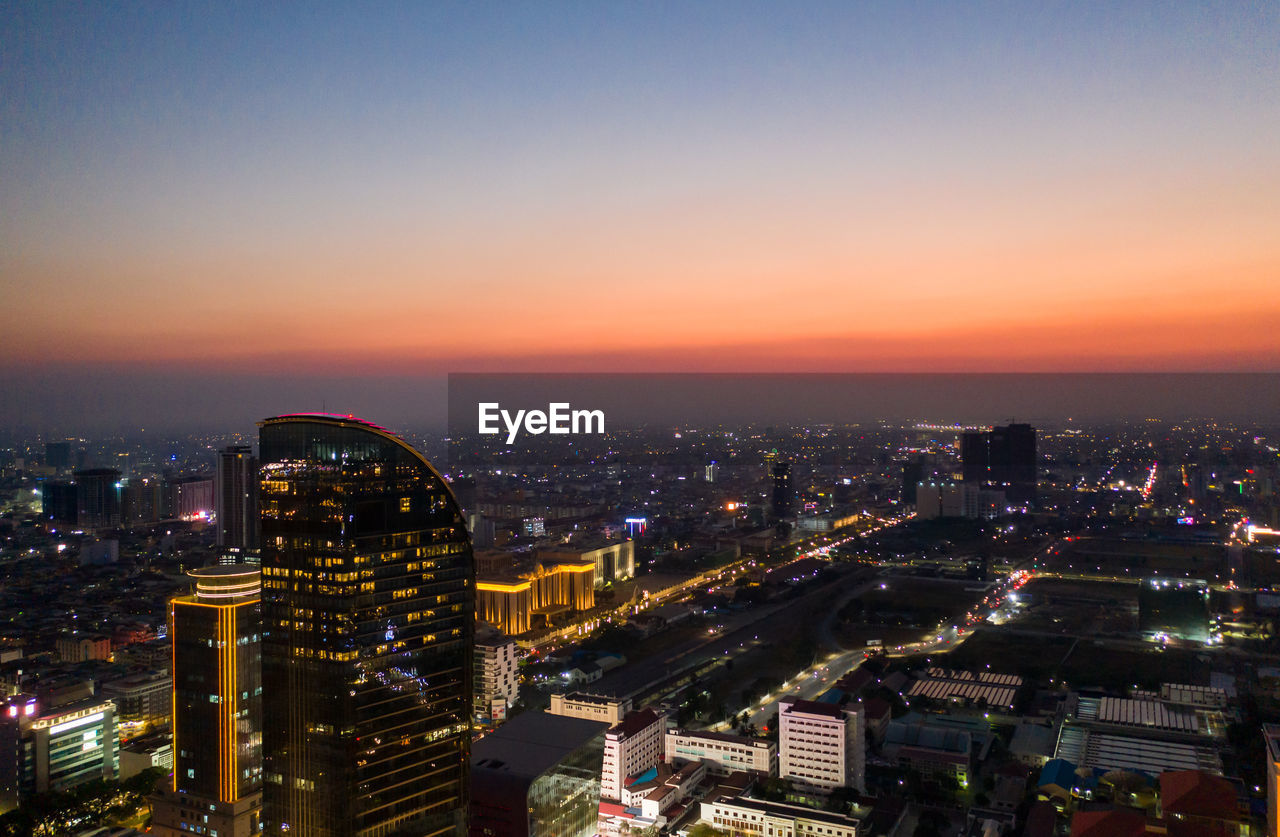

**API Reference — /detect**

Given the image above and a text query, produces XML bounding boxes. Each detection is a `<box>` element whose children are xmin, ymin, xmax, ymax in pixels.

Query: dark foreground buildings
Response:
<box><xmin>258</xmin><ymin>414</ymin><xmax>474</xmax><ymax>836</ymax></box>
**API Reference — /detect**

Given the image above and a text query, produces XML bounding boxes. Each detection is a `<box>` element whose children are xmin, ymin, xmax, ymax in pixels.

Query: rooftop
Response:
<box><xmin>472</xmin><ymin>710</ymin><xmax>609</xmax><ymax>781</ymax></box>
<box><xmin>609</xmin><ymin>708</ymin><xmax>660</xmax><ymax>739</ymax></box>
<box><xmin>781</xmin><ymin>697</ymin><xmax>850</xmax><ymax>720</ymax></box>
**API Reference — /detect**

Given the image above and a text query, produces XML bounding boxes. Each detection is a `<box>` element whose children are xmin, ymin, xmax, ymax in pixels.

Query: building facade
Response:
<box><xmin>475</xmin><ymin>627</ymin><xmax>519</xmax><ymax>722</ymax></box>
<box><xmin>665</xmin><ymin>728</ymin><xmax>776</xmax><ymax>777</ymax></box>
<box><xmin>778</xmin><ymin>698</ymin><xmax>865</xmax><ymax>793</ymax></box>
<box><xmin>258</xmin><ymin>414</ymin><xmax>474</xmax><ymax>837</ymax></box>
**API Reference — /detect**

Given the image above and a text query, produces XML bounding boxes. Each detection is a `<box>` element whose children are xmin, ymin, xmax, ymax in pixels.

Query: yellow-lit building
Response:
<box><xmin>151</xmin><ymin>565</ymin><xmax>262</xmax><ymax>837</ymax></box>
<box><xmin>477</xmin><ymin>560</ymin><xmax>595</xmax><ymax>636</ymax></box>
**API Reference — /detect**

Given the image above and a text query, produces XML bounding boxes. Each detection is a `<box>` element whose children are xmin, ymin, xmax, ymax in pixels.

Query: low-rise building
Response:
<box><xmin>0</xmin><ymin>694</ymin><xmax>118</xmax><ymax>813</ymax></box>
<box><xmin>550</xmin><ymin>692</ymin><xmax>632</xmax><ymax>725</ymax></box>
<box><xmin>101</xmin><ymin>671</ymin><xmax>171</xmax><ymax>733</ymax></box>
<box><xmin>665</xmin><ymin>728</ymin><xmax>776</xmax><ymax>777</ymax></box>
<box><xmin>700</xmin><ymin>791</ymin><xmax>862</xmax><ymax>837</ymax></box>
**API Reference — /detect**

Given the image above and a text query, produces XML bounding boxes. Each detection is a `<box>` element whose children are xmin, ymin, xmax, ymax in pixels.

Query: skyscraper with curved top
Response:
<box><xmin>257</xmin><ymin>414</ymin><xmax>473</xmax><ymax>837</ymax></box>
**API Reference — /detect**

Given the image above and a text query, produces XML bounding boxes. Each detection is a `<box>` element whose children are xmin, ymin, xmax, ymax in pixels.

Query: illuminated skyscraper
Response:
<box><xmin>258</xmin><ymin>414</ymin><xmax>474</xmax><ymax>836</ymax></box>
<box><xmin>152</xmin><ymin>565</ymin><xmax>263</xmax><ymax>837</ymax></box>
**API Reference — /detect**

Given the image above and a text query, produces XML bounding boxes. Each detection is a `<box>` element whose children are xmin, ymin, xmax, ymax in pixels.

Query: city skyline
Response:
<box><xmin>2</xmin><ymin>2</ymin><xmax>1278</xmax><ymax>398</ymax></box>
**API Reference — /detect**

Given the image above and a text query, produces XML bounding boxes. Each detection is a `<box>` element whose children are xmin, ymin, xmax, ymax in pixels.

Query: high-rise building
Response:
<box><xmin>41</xmin><ymin>480</ymin><xmax>78</xmax><ymax>524</ymax></box>
<box><xmin>74</xmin><ymin>468</ymin><xmax>122</xmax><ymax>529</ymax></box>
<box><xmin>771</xmin><ymin>462</ymin><xmax>793</xmax><ymax>521</ymax></box>
<box><xmin>962</xmin><ymin>423</ymin><xmax>1036</xmax><ymax>502</ymax></box>
<box><xmin>217</xmin><ymin>445</ymin><xmax>260</xmax><ymax>561</ymax></box>
<box><xmin>152</xmin><ymin>565</ymin><xmax>263</xmax><ymax>837</ymax></box>
<box><xmin>902</xmin><ymin>460</ymin><xmax>924</xmax><ymax>506</ymax></box>
<box><xmin>258</xmin><ymin>413</ymin><xmax>474</xmax><ymax>836</ymax></box>
<box><xmin>778</xmin><ymin>697</ymin><xmax>864</xmax><ymax>793</ymax></box>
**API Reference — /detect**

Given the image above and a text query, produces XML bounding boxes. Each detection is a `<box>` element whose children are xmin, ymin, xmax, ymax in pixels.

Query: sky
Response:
<box><xmin>2</xmin><ymin>2</ymin><xmax>1278</xmax><ymax>429</ymax></box>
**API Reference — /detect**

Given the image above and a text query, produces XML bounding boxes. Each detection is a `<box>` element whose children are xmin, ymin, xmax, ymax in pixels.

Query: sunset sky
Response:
<box><xmin>3</xmin><ymin>2</ymin><xmax>1278</xmax><ymax>394</ymax></box>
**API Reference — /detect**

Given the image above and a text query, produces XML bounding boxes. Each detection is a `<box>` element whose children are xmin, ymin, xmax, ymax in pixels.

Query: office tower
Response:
<box><xmin>44</xmin><ymin>441</ymin><xmax>71</xmax><ymax>471</ymax></box>
<box><xmin>258</xmin><ymin>414</ymin><xmax>474</xmax><ymax>836</ymax></box>
<box><xmin>217</xmin><ymin>445</ymin><xmax>260</xmax><ymax>561</ymax></box>
<box><xmin>705</xmin><ymin>461</ymin><xmax>718</xmax><ymax>483</ymax></box>
<box><xmin>74</xmin><ymin>468</ymin><xmax>122</xmax><ymax>528</ymax></box>
<box><xmin>41</xmin><ymin>480</ymin><xmax>78</xmax><ymax>524</ymax></box>
<box><xmin>600</xmin><ymin>708</ymin><xmax>663</xmax><ymax>801</ymax></box>
<box><xmin>152</xmin><ymin>566</ymin><xmax>263</xmax><ymax>837</ymax></box>
<box><xmin>778</xmin><ymin>697</ymin><xmax>864</xmax><ymax>793</ymax></box>
<box><xmin>902</xmin><ymin>460</ymin><xmax>924</xmax><ymax>505</ymax></box>
<box><xmin>771</xmin><ymin>462</ymin><xmax>793</xmax><ymax>521</ymax></box>
<box><xmin>961</xmin><ymin>432</ymin><xmax>989</xmax><ymax>484</ymax></box>
<box><xmin>122</xmin><ymin>476</ymin><xmax>165</xmax><ymax>525</ymax></box>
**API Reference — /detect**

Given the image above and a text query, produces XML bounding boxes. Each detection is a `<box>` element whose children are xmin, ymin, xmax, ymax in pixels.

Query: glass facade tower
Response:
<box><xmin>258</xmin><ymin>414</ymin><xmax>474</xmax><ymax>837</ymax></box>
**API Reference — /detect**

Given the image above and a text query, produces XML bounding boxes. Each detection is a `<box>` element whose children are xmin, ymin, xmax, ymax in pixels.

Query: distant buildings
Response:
<box><xmin>258</xmin><ymin>413</ymin><xmax>473</xmax><ymax>836</ymax></box>
<box><xmin>915</xmin><ymin>481</ymin><xmax>1007</xmax><ymax>520</ymax></box>
<box><xmin>56</xmin><ymin>634</ymin><xmax>111</xmax><ymax>663</ymax></box>
<box><xmin>778</xmin><ymin>697</ymin><xmax>864</xmax><ymax>793</ymax></box>
<box><xmin>75</xmin><ymin>468</ymin><xmax>123</xmax><ymax>528</ymax></box>
<box><xmin>152</xmin><ymin>565</ymin><xmax>262</xmax><ymax>837</ymax></box>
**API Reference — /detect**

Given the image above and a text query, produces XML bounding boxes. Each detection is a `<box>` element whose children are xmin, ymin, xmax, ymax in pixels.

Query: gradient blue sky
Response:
<box><xmin>2</xmin><ymin>2</ymin><xmax>1278</xmax><ymax>427</ymax></box>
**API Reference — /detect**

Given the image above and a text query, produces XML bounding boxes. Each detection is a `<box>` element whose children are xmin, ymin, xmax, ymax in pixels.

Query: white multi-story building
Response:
<box><xmin>601</xmin><ymin>708</ymin><xmax>663</xmax><ymax>801</ymax></box>
<box><xmin>779</xmin><ymin>697</ymin><xmax>864</xmax><ymax>793</ymax></box>
<box><xmin>474</xmin><ymin>627</ymin><xmax>519</xmax><ymax>721</ymax></box>
<box><xmin>549</xmin><ymin>692</ymin><xmax>632</xmax><ymax>725</ymax></box>
<box><xmin>665</xmin><ymin>728</ymin><xmax>776</xmax><ymax>776</ymax></box>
